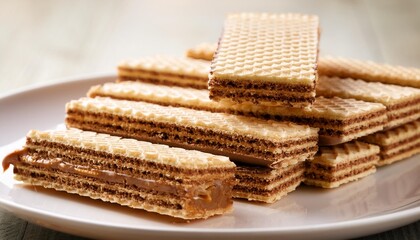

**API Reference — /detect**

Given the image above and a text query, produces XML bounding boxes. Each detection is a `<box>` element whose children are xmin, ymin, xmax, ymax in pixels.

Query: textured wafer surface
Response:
<box><xmin>28</xmin><ymin>129</ymin><xmax>233</xmax><ymax>169</ymax></box>
<box><xmin>210</xmin><ymin>13</ymin><xmax>319</xmax><ymax>85</ymax></box>
<box><xmin>186</xmin><ymin>43</ymin><xmax>217</xmax><ymax>61</ymax></box>
<box><xmin>67</xmin><ymin>97</ymin><xmax>318</xmax><ymax>167</ymax></box>
<box><xmin>67</xmin><ymin>97</ymin><xmax>317</xmax><ymax>142</ymax></box>
<box><xmin>6</xmin><ymin>129</ymin><xmax>236</xmax><ymax>219</ymax></box>
<box><xmin>89</xmin><ymin>82</ymin><xmax>385</xmax><ymax>120</ymax></box>
<box><xmin>14</xmin><ymin>174</ymin><xmax>234</xmax><ymax>220</ymax></box>
<box><xmin>88</xmin><ymin>82</ymin><xmax>215</xmax><ymax>111</ymax></box>
<box><xmin>360</xmin><ymin>120</ymin><xmax>420</xmax><ymax>166</ymax></box>
<box><xmin>118</xmin><ymin>55</ymin><xmax>210</xmax><ymax>78</ymax></box>
<box><xmin>304</xmin><ymin>168</ymin><xmax>376</xmax><ymax>188</ymax></box>
<box><xmin>234</xmin><ymin>162</ymin><xmax>304</xmax><ymax>203</ymax></box>
<box><xmin>87</xmin><ymin>82</ymin><xmax>386</xmax><ymax>145</ymax></box>
<box><xmin>318</xmin><ymin>56</ymin><xmax>420</xmax><ymax>88</ymax></box>
<box><xmin>361</xmin><ymin>120</ymin><xmax>420</xmax><ymax>146</ymax></box>
<box><xmin>305</xmin><ymin>141</ymin><xmax>379</xmax><ymax>188</ymax></box>
<box><xmin>314</xmin><ymin>141</ymin><xmax>380</xmax><ymax>165</ymax></box>
<box><xmin>317</xmin><ymin>77</ymin><xmax>420</xmax><ymax>128</ymax></box>
<box><xmin>317</xmin><ymin>76</ymin><xmax>420</xmax><ymax>105</ymax></box>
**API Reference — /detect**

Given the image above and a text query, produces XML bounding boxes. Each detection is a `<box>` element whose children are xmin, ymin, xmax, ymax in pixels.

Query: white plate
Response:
<box><xmin>0</xmin><ymin>74</ymin><xmax>419</xmax><ymax>240</ymax></box>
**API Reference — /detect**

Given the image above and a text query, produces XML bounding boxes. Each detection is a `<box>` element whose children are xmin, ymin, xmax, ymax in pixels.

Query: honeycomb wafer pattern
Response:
<box><xmin>317</xmin><ymin>76</ymin><xmax>420</xmax><ymax>105</ymax></box>
<box><xmin>119</xmin><ymin>55</ymin><xmax>210</xmax><ymax>78</ymax></box>
<box><xmin>318</xmin><ymin>56</ymin><xmax>420</xmax><ymax>88</ymax></box>
<box><xmin>210</xmin><ymin>13</ymin><xmax>319</xmax><ymax>84</ymax></box>
<box><xmin>186</xmin><ymin>43</ymin><xmax>217</xmax><ymax>61</ymax></box>
<box><xmin>315</xmin><ymin>141</ymin><xmax>380</xmax><ymax>164</ymax></box>
<box><xmin>238</xmin><ymin>97</ymin><xmax>386</xmax><ymax>119</ymax></box>
<box><xmin>88</xmin><ymin>82</ymin><xmax>386</xmax><ymax>121</ymax></box>
<box><xmin>89</xmin><ymin>82</ymin><xmax>212</xmax><ymax>106</ymax></box>
<box><xmin>307</xmin><ymin>97</ymin><xmax>385</xmax><ymax>118</ymax></box>
<box><xmin>67</xmin><ymin>97</ymin><xmax>317</xmax><ymax>141</ymax></box>
<box><xmin>27</xmin><ymin>129</ymin><xmax>233</xmax><ymax>168</ymax></box>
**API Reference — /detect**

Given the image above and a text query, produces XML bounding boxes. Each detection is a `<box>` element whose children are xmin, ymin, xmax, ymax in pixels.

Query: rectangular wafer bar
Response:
<box><xmin>360</xmin><ymin>120</ymin><xmax>420</xmax><ymax>166</ymax></box>
<box><xmin>304</xmin><ymin>141</ymin><xmax>380</xmax><ymax>188</ymax></box>
<box><xmin>318</xmin><ymin>56</ymin><xmax>420</xmax><ymax>88</ymax></box>
<box><xmin>209</xmin><ymin>13</ymin><xmax>320</xmax><ymax>107</ymax></box>
<box><xmin>118</xmin><ymin>56</ymin><xmax>210</xmax><ymax>89</ymax></box>
<box><xmin>66</xmin><ymin>97</ymin><xmax>319</xmax><ymax>168</ymax></box>
<box><xmin>317</xmin><ymin>76</ymin><xmax>420</xmax><ymax>129</ymax></box>
<box><xmin>235</xmin><ymin>162</ymin><xmax>305</xmax><ymax>203</ymax></box>
<box><xmin>2</xmin><ymin>129</ymin><xmax>236</xmax><ymax>219</ymax></box>
<box><xmin>88</xmin><ymin>82</ymin><xmax>387</xmax><ymax>145</ymax></box>
<box><xmin>186</xmin><ymin>43</ymin><xmax>217</xmax><ymax>61</ymax></box>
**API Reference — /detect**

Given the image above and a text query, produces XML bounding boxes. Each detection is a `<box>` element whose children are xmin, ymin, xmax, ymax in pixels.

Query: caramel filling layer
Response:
<box><xmin>3</xmin><ymin>149</ymin><xmax>234</xmax><ymax>212</ymax></box>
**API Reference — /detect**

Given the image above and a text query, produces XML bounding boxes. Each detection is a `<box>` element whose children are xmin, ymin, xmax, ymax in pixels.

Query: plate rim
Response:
<box><xmin>0</xmin><ymin>73</ymin><xmax>419</xmax><ymax>237</ymax></box>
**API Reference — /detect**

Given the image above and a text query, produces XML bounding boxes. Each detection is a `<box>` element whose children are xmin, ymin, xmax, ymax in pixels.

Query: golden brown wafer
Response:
<box><xmin>318</xmin><ymin>56</ymin><xmax>420</xmax><ymax>88</ymax></box>
<box><xmin>118</xmin><ymin>55</ymin><xmax>210</xmax><ymax>89</ymax></box>
<box><xmin>2</xmin><ymin>129</ymin><xmax>236</xmax><ymax>219</ymax></box>
<box><xmin>186</xmin><ymin>43</ymin><xmax>217</xmax><ymax>61</ymax></box>
<box><xmin>361</xmin><ymin>120</ymin><xmax>420</xmax><ymax>166</ymax></box>
<box><xmin>317</xmin><ymin>76</ymin><xmax>420</xmax><ymax>129</ymax></box>
<box><xmin>88</xmin><ymin>82</ymin><xmax>387</xmax><ymax>145</ymax></box>
<box><xmin>304</xmin><ymin>141</ymin><xmax>380</xmax><ymax>188</ymax></box>
<box><xmin>209</xmin><ymin>13</ymin><xmax>320</xmax><ymax>107</ymax></box>
<box><xmin>66</xmin><ymin>97</ymin><xmax>319</xmax><ymax>167</ymax></box>
<box><xmin>234</xmin><ymin>162</ymin><xmax>304</xmax><ymax>203</ymax></box>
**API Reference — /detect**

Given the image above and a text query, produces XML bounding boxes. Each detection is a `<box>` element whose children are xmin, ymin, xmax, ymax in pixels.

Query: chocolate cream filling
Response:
<box><xmin>209</xmin><ymin>90</ymin><xmax>315</xmax><ymax>104</ymax></box>
<box><xmin>25</xmin><ymin>139</ymin><xmax>233</xmax><ymax>179</ymax></box>
<box><xmin>305</xmin><ymin>155</ymin><xmax>378</xmax><ymax>172</ymax></box>
<box><xmin>209</xmin><ymin>78</ymin><xmax>316</xmax><ymax>92</ymax></box>
<box><xmin>380</xmin><ymin>133</ymin><xmax>420</xmax><ymax>150</ymax></box>
<box><xmin>236</xmin><ymin>163</ymin><xmax>305</xmax><ymax>185</ymax></box>
<box><xmin>386</xmin><ymin>97</ymin><xmax>420</xmax><ymax>111</ymax></box>
<box><xmin>65</xmin><ymin>111</ymin><xmax>318</xmax><ymax>165</ymax></box>
<box><xmin>381</xmin><ymin>142</ymin><xmax>420</xmax><ymax>159</ymax></box>
<box><xmin>233</xmin><ymin>175</ymin><xmax>303</xmax><ymax>196</ymax></box>
<box><xmin>305</xmin><ymin>166</ymin><xmax>375</xmax><ymax>182</ymax></box>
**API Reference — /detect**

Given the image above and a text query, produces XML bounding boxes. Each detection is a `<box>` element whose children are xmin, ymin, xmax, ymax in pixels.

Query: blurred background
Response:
<box><xmin>0</xmin><ymin>0</ymin><xmax>419</xmax><ymax>239</ymax></box>
<box><xmin>0</xmin><ymin>0</ymin><xmax>419</xmax><ymax>94</ymax></box>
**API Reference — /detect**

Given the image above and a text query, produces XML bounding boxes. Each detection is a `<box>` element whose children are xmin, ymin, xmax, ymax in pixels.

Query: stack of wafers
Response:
<box><xmin>3</xmin><ymin>12</ymin><xmax>420</xmax><ymax>221</ymax></box>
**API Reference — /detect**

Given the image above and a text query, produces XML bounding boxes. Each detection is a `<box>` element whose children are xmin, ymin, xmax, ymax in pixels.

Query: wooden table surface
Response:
<box><xmin>0</xmin><ymin>0</ymin><xmax>419</xmax><ymax>239</ymax></box>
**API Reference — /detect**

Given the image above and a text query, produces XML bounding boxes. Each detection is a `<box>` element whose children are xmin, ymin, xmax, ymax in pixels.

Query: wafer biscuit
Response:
<box><xmin>88</xmin><ymin>82</ymin><xmax>386</xmax><ymax>145</ymax></box>
<box><xmin>304</xmin><ymin>141</ymin><xmax>380</xmax><ymax>188</ymax></box>
<box><xmin>318</xmin><ymin>56</ymin><xmax>420</xmax><ymax>88</ymax></box>
<box><xmin>186</xmin><ymin>43</ymin><xmax>217</xmax><ymax>61</ymax></box>
<box><xmin>361</xmin><ymin>120</ymin><xmax>420</xmax><ymax>166</ymax></box>
<box><xmin>234</xmin><ymin>162</ymin><xmax>304</xmax><ymax>203</ymax></box>
<box><xmin>118</xmin><ymin>56</ymin><xmax>209</xmax><ymax>89</ymax></box>
<box><xmin>66</xmin><ymin>97</ymin><xmax>318</xmax><ymax>167</ymax></box>
<box><xmin>317</xmin><ymin>76</ymin><xmax>420</xmax><ymax>129</ymax></box>
<box><xmin>209</xmin><ymin>13</ymin><xmax>320</xmax><ymax>107</ymax></box>
<box><xmin>2</xmin><ymin>129</ymin><xmax>236</xmax><ymax>219</ymax></box>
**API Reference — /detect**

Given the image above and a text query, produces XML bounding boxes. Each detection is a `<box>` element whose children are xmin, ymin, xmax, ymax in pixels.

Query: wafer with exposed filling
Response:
<box><xmin>318</xmin><ymin>56</ymin><xmax>420</xmax><ymax>88</ymax></box>
<box><xmin>2</xmin><ymin>129</ymin><xmax>236</xmax><ymax>219</ymax></box>
<box><xmin>234</xmin><ymin>162</ymin><xmax>304</xmax><ymax>203</ymax></box>
<box><xmin>304</xmin><ymin>141</ymin><xmax>380</xmax><ymax>188</ymax></box>
<box><xmin>209</xmin><ymin>13</ymin><xmax>320</xmax><ymax>107</ymax></box>
<box><xmin>66</xmin><ymin>97</ymin><xmax>318</xmax><ymax>168</ymax></box>
<box><xmin>361</xmin><ymin>120</ymin><xmax>420</xmax><ymax>166</ymax></box>
<box><xmin>186</xmin><ymin>43</ymin><xmax>217</xmax><ymax>61</ymax></box>
<box><xmin>118</xmin><ymin>56</ymin><xmax>209</xmax><ymax>89</ymax></box>
<box><xmin>317</xmin><ymin>76</ymin><xmax>420</xmax><ymax>129</ymax></box>
<box><xmin>88</xmin><ymin>82</ymin><xmax>386</xmax><ymax>145</ymax></box>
